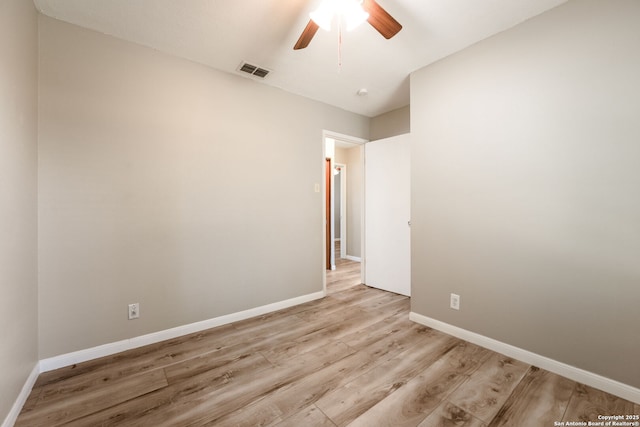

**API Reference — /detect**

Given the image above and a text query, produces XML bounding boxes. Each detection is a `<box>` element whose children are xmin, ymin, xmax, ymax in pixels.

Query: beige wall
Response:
<box><xmin>345</xmin><ymin>146</ymin><xmax>363</xmax><ymax>258</ymax></box>
<box><xmin>38</xmin><ymin>16</ymin><xmax>369</xmax><ymax>358</ymax></box>
<box><xmin>370</xmin><ymin>106</ymin><xmax>410</xmax><ymax>141</ymax></box>
<box><xmin>0</xmin><ymin>0</ymin><xmax>39</xmax><ymax>421</ymax></box>
<box><xmin>334</xmin><ymin>146</ymin><xmax>363</xmax><ymax>259</ymax></box>
<box><xmin>411</xmin><ymin>0</ymin><xmax>640</xmax><ymax>388</ymax></box>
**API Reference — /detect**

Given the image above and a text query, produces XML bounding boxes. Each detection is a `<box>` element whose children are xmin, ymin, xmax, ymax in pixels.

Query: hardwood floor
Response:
<box><xmin>16</xmin><ymin>256</ymin><xmax>637</xmax><ymax>426</ymax></box>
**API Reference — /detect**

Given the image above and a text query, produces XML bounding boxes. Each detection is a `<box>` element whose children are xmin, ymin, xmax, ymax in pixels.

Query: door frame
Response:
<box><xmin>321</xmin><ymin>130</ymin><xmax>367</xmax><ymax>295</ymax></box>
<box><xmin>334</xmin><ymin>162</ymin><xmax>347</xmax><ymax>261</ymax></box>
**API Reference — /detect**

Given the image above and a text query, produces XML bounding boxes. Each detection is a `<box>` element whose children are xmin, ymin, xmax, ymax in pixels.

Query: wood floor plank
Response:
<box><xmin>562</xmin><ymin>383</ymin><xmax>635</xmax><ymax>424</ymax></box>
<box><xmin>60</xmin><ymin>348</ymin><xmax>276</xmax><ymax>426</ymax></box>
<box><xmin>17</xmin><ymin>386</ymin><xmax>42</xmax><ymax>415</ymax></box>
<box><xmin>447</xmin><ymin>352</ymin><xmax>531</xmax><ymax>423</ymax></box>
<box><xmin>274</xmin><ymin>405</ymin><xmax>337</xmax><ymax>427</ymax></box>
<box><xmin>487</xmin><ymin>366</ymin><xmax>574</xmax><ymax>427</ymax></box>
<box><xmin>339</xmin><ymin>307</ymin><xmax>413</xmax><ymax>349</ymax></box>
<box><xmin>63</xmin><ymin>390</ymin><xmax>172</xmax><ymax>427</ymax></box>
<box><xmin>315</xmin><ymin>333</ymin><xmax>460</xmax><ymax>426</ymax></box>
<box><xmin>142</xmin><ymin>341</ymin><xmax>355</xmax><ymax>426</ymax></box>
<box><xmin>346</xmin><ymin>341</ymin><xmax>490</xmax><ymax>427</ymax></box>
<box><xmin>17</xmin><ymin>259</ymin><xmax>635</xmax><ymax>427</ymax></box>
<box><xmin>32</xmin><ymin>323</ymin><xmax>238</xmax><ymax>388</ymax></box>
<box><xmin>295</xmin><ymin>290</ymin><xmax>384</xmax><ymax>322</ymax></box>
<box><xmin>15</xmin><ymin>369</ymin><xmax>168</xmax><ymax>427</ymax></box>
<box><xmin>417</xmin><ymin>401</ymin><xmax>487</xmax><ymax>427</ymax></box>
<box><xmin>212</xmin><ymin>345</ymin><xmax>382</xmax><ymax>426</ymax></box>
<box><xmin>163</xmin><ymin>351</ymin><xmax>271</xmax><ymax>384</ymax></box>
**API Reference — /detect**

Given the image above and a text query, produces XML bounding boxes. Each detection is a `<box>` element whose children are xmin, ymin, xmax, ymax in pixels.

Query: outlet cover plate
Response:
<box><xmin>450</xmin><ymin>293</ymin><xmax>460</xmax><ymax>310</ymax></box>
<box><xmin>128</xmin><ymin>303</ymin><xmax>140</xmax><ymax>319</ymax></box>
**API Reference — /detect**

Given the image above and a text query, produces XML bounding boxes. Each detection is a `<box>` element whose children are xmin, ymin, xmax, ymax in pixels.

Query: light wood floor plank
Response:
<box><xmin>487</xmin><ymin>366</ymin><xmax>574</xmax><ymax>427</ymax></box>
<box><xmin>212</xmin><ymin>350</ymin><xmax>378</xmax><ymax>427</ymax></box>
<box><xmin>315</xmin><ymin>333</ymin><xmax>460</xmax><ymax>426</ymax></box>
<box><xmin>16</xmin><ymin>369</ymin><xmax>168</xmax><ymax>427</ymax></box>
<box><xmin>346</xmin><ymin>341</ymin><xmax>491</xmax><ymax>427</ymax></box>
<box><xmin>447</xmin><ymin>352</ymin><xmax>531</xmax><ymax>423</ymax></box>
<box><xmin>562</xmin><ymin>383</ymin><xmax>635</xmax><ymax>424</ymax></box>
<box><xmin>417</xmin><ymin>401</ymin><xmax>487</xmax><ymax>427</ymax></box>
<box><xmin>274</xmin><ymin>405</ymin><xmax>337</xmax><ymax>427</ymax></box>
<box><xmin>16</xmin><ymin>259</ymin><xmax>636</xmax><ymax>426</ymax></box>
<box><xmin>159</xmin><ymin>341</ymin><xmax>354</xmax><ymax>426</ymax></box>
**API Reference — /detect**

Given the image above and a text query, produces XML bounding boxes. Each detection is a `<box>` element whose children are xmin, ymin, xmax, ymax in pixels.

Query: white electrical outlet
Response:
<box><xmin>450</xmin><ymin>293</ymin><xmax>460</xmax><ymax>310</ymax></box>
<box><xmin>128</xmin><ymin>303</ymin><xmax>140</xmax><ymax>319</ymax></box>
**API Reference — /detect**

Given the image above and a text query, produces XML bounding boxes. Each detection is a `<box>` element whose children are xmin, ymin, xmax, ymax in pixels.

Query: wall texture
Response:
<box><xmin>345</xmin><ymin>146</ymin><xmax>363</xmax><ymax>258</ymax></box>
<box><xmin>411</xmin><ymin>0</ymin><xmax>640</xmax><ymax>388</ymax></box>
<box><xmin>370</xmin><ymin>106</ymin><xmax>410</xmax><ymax>141</ymax></box>
<box><xmin>334</xmin><ymin>145</ymin><xmax>363</xmax><ymax>259</ymax></box>
<box><xmin>0</xmin><ymin>0</ymin><xmax>39</xmax><ymax>421</ymax></box>
<box><xmin>38</xmin><ymin>16</ymin><xmax>369</xmax><ymax>358</ymax></box>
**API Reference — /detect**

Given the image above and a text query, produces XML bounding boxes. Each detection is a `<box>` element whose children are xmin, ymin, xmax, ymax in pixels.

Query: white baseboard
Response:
<box><xmin>345</xmin><ymin>255</ymin><xmax>361</xmax><ymax>262</ymax></box>
<box><xmin>409</xmin><ymin>312</ymin><xmax>640</xmax><ymax>404</ymax></box>
<box><xmin>39</xmin><ymin>291</ymin><xmax>325</xmax><ymax>373</ymax></box>
<box><xmin>2</xmin><ymin>363</ymin><xmax>39</xmax><ymax>427</ymax></box>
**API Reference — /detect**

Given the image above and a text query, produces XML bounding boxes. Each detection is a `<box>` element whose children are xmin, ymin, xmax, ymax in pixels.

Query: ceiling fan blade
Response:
<box><xmin>294</xmin><ymin>19</ymin><xmax>320</xmax><ymax>50</ymax></box>
<box><xmin>363</xmin><ymin>0</ymin><xmax>402</xmax><ymax>39</ymax></box>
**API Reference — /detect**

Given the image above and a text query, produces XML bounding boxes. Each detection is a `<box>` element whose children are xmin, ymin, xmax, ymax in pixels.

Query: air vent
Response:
<box><xmin>237</xmin><ymin>61</ymin><xmax>271</xmax><ymax>79</ymax></box>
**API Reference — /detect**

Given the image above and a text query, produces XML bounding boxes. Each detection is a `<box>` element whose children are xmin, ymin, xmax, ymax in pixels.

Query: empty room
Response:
<box><xmin>1</xmin><ymin>0</ymin><xmax>639</xmax><ymax>426</ymax></box>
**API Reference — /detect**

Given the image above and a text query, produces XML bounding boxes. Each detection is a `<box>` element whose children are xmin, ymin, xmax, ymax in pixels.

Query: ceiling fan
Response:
<box><xmin>294</xmin><ymin>0</ymin><xmax>402</xmax><ymax>50</ymax></box>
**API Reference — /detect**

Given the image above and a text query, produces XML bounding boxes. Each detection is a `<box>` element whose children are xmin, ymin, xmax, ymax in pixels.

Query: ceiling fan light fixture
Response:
<box><xmin>310</xmin><ymin>2</ymin><xmax>334</xmax><ymax>31</ymax></box>
<box><xmin>310</xmin><ymin>0</ymin><xmax>369</xmax><ymax>32</ymax></box>
<box><xmin>343</xmin><ymin>1</ymin><xmax>369</xmax><ymax>31</ymax></box>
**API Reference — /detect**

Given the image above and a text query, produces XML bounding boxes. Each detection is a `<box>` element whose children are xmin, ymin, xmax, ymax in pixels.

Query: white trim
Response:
<box><xmin>409</xmin><ymin>312</ymin><xmax>640</xmax><ymax>404</ymax></box>
<box><xmin>359</xmin><ymin>144</ymin><xmax>366</xmax><ymax>285</ymax></box>
<box><xmin>323</xmin><ymin>130</ymin><xmax>368</xmax><ymax>145</ymax></box>
<box><xmin>338</xmin><ymin>163</ymin><xmax>347</xmax><ymax>260</ymax></box>
<box><xmin>322</xmin><ymin>130</ymin><xmax>368</xmax><ymax>288</ymax></box>
<box><xmin>40</xmin><ymin>291</ymin><xmax>324</xmax><ymax>372</ymax></box>
<box><xmin>2</xmin><ymin>363</ymin><xmax>40</xmax><ymax>427</ymax></box>
<box><xmin>345</xmin><ymin>255</ymin><xmax>361</xmax><ymax>262</ymax></box>
<box><xmin>330</xmin><ymin>155</ymin><xmax>335</xmax><ymax>269</ymax></box>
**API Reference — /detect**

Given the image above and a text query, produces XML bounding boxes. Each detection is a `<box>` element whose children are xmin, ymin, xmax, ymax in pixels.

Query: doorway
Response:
<box><xmin>334</xmin><ymin>163</ymin><xmax>347</xmax><ymax>261</ymax></box>
<box><xmin>322</xmin><ymin>131</ymin><xmax>366</xmax><ymax>295</ymax></box>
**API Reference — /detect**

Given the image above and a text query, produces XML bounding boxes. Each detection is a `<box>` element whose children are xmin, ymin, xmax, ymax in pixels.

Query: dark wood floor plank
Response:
<box><xmin>417</xmin><ymin>401</ymin><xmax>487</xmax><ymax>427</ymax></box>
<box><xmin>487</xmin><ymin>366</ymin><xmax>574</xmax><ymax>427</ymax></box>
<box><xmin>447</xmin><ymin>352</ymin><xmax>531</xmax><ymax>423</ymax></box>
<box><xmin>562</xmin><ymin>383</ymin><xmax>635</xmax><ymax>424</ymax></box>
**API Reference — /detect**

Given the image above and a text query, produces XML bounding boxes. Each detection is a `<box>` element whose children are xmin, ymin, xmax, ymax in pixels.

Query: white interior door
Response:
<box><xmin>364</xmin><ymin>134</ymin><xmax>411</xmax><ymax>296</ymax></box>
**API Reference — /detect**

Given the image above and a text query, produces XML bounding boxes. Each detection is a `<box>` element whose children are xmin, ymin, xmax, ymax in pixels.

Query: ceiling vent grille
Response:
<box><xmin>237</xmin><ymin>61</ymin><xmax>271</xmax><ymax>79</ymax></box>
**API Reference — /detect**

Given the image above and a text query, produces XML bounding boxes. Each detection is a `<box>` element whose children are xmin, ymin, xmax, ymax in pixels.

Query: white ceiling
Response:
<box><xmin>33</xmin><ymin>0</ymin><xmax>568</xmax><ymax>117</ymax></box>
